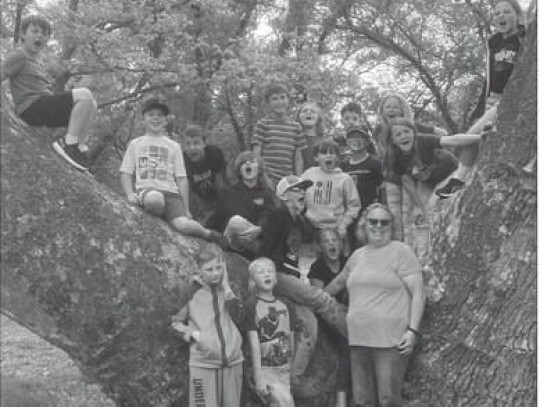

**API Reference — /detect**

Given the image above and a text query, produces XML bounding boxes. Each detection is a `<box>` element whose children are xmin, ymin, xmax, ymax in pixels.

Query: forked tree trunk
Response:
<box><xmin>1</xmin><ymin>18</ymin><xmax>536</xmax><ymax>407</ymax></box>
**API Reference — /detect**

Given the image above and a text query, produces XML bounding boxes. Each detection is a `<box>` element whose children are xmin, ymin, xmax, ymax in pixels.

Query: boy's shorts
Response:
<box><xmin>20</xmin><ymin>91</ymin><xmax>74</xmax><ymax>127</ymax></box>
<box><xmin>138</xmin><ymin>189</ymin><xmax>187</xmax><ymax>222</ymax></box>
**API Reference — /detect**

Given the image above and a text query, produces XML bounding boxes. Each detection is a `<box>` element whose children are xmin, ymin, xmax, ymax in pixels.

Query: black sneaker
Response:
<box><xmin>208</xmin><ymin>231</ymin><xmax>230</xmax><ymax>250</ymax></box>
<box><xmin>52</xmin><ymin>139</ymin><xmax>89</xmax><ymax>171</ymax></box>
<box><xmin>436</xmin><ymin>178</ymin><xmax>465</xmax><ymax>199</ymax></box>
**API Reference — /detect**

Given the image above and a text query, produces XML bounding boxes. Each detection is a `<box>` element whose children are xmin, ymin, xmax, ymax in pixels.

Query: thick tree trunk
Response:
<box><xmin>405</xmin><ymin>19</ymin><xmax>537</xmax><ymax>406</ymax></box>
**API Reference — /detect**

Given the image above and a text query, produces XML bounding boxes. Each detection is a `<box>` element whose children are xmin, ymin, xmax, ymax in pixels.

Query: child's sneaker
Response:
<box><xmin>52</xmin><ymin>139</ymin><xmax>89</xmax><ymax>171</ymax></box>
<box><xmin>435</xmin><ymin>178</ymin><xmax>465</xmax><ymax>199</ymax></box>
<box><xmin>208</xmin><ymin>230</ymin><xmax>230</xmax><ymax>250</ymax></box>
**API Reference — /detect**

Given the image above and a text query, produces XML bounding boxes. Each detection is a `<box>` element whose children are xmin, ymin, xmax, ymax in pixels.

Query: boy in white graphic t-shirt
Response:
<box><xmin>120</xmin><ymin>96</ymin><xmax>228</xmax><ymax>248</ymax></box>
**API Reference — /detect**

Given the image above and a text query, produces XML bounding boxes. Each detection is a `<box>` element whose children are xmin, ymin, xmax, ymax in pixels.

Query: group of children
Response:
<box><xmin>2</xmin><ymin>1</ymin><xmax>527</xmax><ymax>405</ymax></box>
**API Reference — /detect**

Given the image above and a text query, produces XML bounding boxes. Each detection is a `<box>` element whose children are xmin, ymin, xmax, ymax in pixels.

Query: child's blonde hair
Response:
<box><xmin>376</xmin><ymin>92</ymin><xmax>414</xmax><ymax>124</ymax></box>
<box><xmin>247</xmin><ymin>257</ymin><xmax>276</xmax><ymax>293</ymax></box>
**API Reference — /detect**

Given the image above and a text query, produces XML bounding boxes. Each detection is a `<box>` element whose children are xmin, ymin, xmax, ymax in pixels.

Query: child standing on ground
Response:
<box><xmin>119</xmin><ymin>97</ymin><xmax>228</xmax><ymax>248</ymax></box>
<box><xmin>245</xmin><ymin>257</ymin><xmax>295</xmax><ymax>407</ymax></box>
<box><xmin>436</xmin><ymin>0</ymin><xmax>526</xmax><ymax>198</ymax></box>
<box><xmin>182</xmin><ymin>124</ymin><xmax>227</xmax><ymax>223</ymax></box>
<box><xmin>340</xmin><ymin>125</ymin><xmax>384</xmax><ymax>248</ymax></box>
<box><xmin>171</xmin><ymin>246</ymin><xmax>244</xmax><ymax>407</ymax></box>
<box><xmin>1</xmin><ymin>15</ymin><xmax>97</xmax><ymax>172</ymax></box>
<box><xmin>252</xmin><ymin>83</ymin><xmax>307</xmax><ymax>187</ymax></box>
<box><xmin>301</xmin><ymin>140</ymin><xmax>360</xmax><ymax>251</ymax></box>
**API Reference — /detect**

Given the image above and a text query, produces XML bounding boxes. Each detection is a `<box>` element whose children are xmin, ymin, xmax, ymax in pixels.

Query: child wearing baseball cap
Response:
<box><xmin>119</xmin><ymin>96</ymin><xmax>229</xmax><ymax>249</ymax></box>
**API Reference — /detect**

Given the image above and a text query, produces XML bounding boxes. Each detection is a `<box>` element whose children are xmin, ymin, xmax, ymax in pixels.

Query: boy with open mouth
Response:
<box><xmin>2</xmin><ymin>15</ymin><xmax>97</xmax><ymax>172</ymax></box>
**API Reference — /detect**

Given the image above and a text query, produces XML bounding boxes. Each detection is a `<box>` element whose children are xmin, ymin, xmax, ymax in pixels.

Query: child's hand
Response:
<box><xmin>127</xmin><ymin>193</ymin><xmax>139</xmax><ymax>205</ymax></box>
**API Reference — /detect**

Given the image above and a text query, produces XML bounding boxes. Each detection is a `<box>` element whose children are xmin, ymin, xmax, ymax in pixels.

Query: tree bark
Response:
<box><xmin>405</xmin><ymin>19</ymin><xmax>537</xmax><ymax>407</ymax></box>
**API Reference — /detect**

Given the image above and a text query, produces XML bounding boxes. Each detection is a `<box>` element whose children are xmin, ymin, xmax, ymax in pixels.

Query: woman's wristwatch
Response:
<box><xmin>407</xmin><ymin>326</ymin><xmax>422</xmax><ymax>339</ymax></box>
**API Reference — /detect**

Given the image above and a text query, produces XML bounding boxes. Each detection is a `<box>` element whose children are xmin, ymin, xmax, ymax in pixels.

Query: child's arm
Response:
<box><xmin>175</xmin><ymin>176</ymin><xmax>192</xmax><ymax>219</ymax></box>
<box><xmin>295</xmin><ymin>147</ymin><xmax>304</xmax><ymax>175</ymax></box>
<box><xmin>400</xmin><ymin>175</ymin><xmax>426</xmax><ymax>213</ymax></box>
<box><xmin>247</xmin><ymin>331</ymin><xmax>270</xmax><ymax>397</ymax></box>
<box><xmin>1</xmin><ymin>50</ymin><xmax>26</xmax><ymax>83</ymax></box>
<box><xmin>120</xmin><ymin>172</ymin><xmax>139</xmax><ymax>205</ymax></box>
<box><xmin>338</xmin><ymin>177</ymin><xmax>361</xmax><ymax>238</ymax></box>
<box><xmin>324</xmin><ymin>262</ymin><xmax>351</xmax><ymax>296</ymax></box>
<box><xmin>440</xmin><ymin>133</ymin><xmax>482</xmax><ymax>148</ymax></box>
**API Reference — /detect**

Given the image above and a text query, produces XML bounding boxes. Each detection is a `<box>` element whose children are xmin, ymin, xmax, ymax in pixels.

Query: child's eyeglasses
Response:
<box><xmin>367</xmin><ymin>218</ymin><xmax>391</xmax><ymax>227</ymax></box>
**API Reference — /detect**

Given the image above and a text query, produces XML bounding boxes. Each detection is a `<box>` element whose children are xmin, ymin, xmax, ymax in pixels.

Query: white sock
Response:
<box><xmin>454</xmin><ymin>164</ymin><xmax>472</xmax><ymax>182</ymax></box>
<box><xmin>65</xmin><ymin>134</ymin><xmax>78</xmax><ymax>145</ymax></box>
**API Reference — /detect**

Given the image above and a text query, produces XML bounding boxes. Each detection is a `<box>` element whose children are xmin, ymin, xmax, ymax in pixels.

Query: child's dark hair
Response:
<box><xmin>264</xmin><ymin>83</ymin><xmax>289</xmax><ymax>102</ymax></box>
<box><xmin>314</xmin><ymin>139</ymin><xmax>340</xmax><ymax>156</ymax></box>
<box><xmin>184</xmin><ymin>124</ymin><xmax>205</xmax><ymax>140</ymax></box>
<box><xmin>21</xmin><ymin>15</ymin><xmax>51</xmax><ymax>38</ymax></box>
<box><xmin>340</xmin><ymin>101</ymin><xmax>363</xmax><ymax>117</ymax></box>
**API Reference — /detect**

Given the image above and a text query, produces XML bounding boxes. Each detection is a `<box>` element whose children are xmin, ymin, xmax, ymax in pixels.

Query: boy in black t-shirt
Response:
<box><xmin>340</xmin><ymin>126</ymin><xmax>384</xmax><ymax>248</ymax></box>
<box><xmin>182</xmin><ymin>124</ymin><xmax>227</xmax><ymax>222</ymax></box>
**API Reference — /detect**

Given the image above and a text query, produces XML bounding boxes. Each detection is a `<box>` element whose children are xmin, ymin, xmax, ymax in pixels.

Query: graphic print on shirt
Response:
<box><xmin>138</xmin><ymin>146</ymin><xmax>170</xmax><ymax>180</ymax></box>
<box><xmin>192</xmin><ymin>169</ymin><xmax>214</xmax><ymax>196</ymax></box>
<box><xmin>493</xmin><ymin>48</ymin><xmax>519</xmax><ymax>73</ymax></box>
<box><xmin>257</xmin><ymin>303</ymin><xmax>292</xmax><ymax>367</ymax></box>
<box><xmin>313</xmin><ymin>180</ymin><xmax>333</xmax><ymax>205</ymax></box>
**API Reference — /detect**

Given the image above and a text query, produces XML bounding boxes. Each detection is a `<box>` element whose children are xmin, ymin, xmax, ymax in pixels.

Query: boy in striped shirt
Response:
<box><xmin>252</xmin><ymin>83</ymin><xmax>306</xmax><ymax>187</ymax></box>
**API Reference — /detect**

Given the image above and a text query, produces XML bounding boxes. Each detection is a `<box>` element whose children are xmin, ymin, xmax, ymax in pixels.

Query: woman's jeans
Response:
<box><xmin>350</xmin><ymin>346</ymin><xmax>410</xmax><ymax>407</ymax></box>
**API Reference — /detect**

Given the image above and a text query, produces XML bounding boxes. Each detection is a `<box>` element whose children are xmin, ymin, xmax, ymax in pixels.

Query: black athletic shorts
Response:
<box><xmin>20</xmin><ymin>91</ymin><xmax>74</xmax><ymax>127</ymax></box>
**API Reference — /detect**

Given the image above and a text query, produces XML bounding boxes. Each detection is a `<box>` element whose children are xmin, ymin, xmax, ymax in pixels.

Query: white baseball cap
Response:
<box><xmin>275</xmin><ymin>175</ymin><xmax>313</xmax><ymax>200</ymax></box>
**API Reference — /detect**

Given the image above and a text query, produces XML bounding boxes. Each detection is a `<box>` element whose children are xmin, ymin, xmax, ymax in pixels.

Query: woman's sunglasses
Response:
<box><xmin>367</xmin><ymin>218</ymin><xmax>391</xmax><ymax>227</ymax></box>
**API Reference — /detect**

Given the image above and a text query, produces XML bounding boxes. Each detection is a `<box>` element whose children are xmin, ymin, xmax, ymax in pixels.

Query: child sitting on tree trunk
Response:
<box><xmin>119</xmin><ymin>96</ymin><xmax>229</xmax><ymax>249</ymax></box>
<box><xmin>1</xmin><ymin>15</ymin><xmax>97</xmax><ymax>172</ymax></box>
<box><xmin>436</xmin><ymin>0</ymin><xmax>526</xmax><ymax>198</ymax></box>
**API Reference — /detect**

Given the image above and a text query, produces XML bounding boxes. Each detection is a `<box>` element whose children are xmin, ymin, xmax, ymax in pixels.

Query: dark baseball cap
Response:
<box><xmin>346</xmin><ymin>125</ymin><xmax>370</xmax><ymax>139</ymax></box>
<box><xmin>141</xmin><ymin>96</ymin><xmax>170</xmax><ymax>116</ymax></box>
